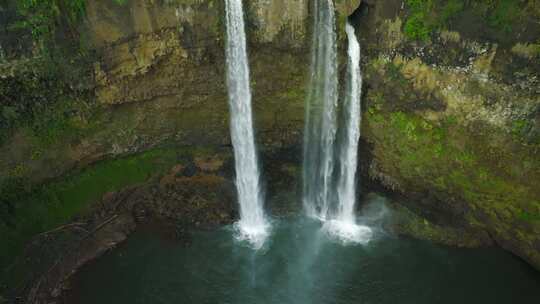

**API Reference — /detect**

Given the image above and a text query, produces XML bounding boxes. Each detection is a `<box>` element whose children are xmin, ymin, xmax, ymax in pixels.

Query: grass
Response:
<box><xmin>0</xmin><ymin>148</ymin><xmax>179</xmax><ymax>279</ymax></box>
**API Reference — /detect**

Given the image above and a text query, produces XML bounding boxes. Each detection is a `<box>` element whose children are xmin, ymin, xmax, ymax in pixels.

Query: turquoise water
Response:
<box><xmin>67</xmin><ymin>217</ymin><xmax>540</xmax><ymax>304</ymax></box>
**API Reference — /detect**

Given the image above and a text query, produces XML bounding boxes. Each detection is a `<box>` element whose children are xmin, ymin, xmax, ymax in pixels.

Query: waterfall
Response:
<box><xmin>336</xmin><ymin>22</ymin><xmax>363</xmax><ymax>224</ymax></box>
<box><xmin>303</xmin><ymin>0</ymin><xmax>372</xmax><ymax>243</ymax></box>
<box><xmin>322</xmin><ymin>22</ymin><xmax>372</xmax><ymax>243</ymax></box>
<box><xmin>224</xmin><ymin>0</ymin><xmax>269</xmax><ymax>249</ymax></box>
<box><xmin>302</xmin><ymin>0</ymin><xmax>339</xmax><ymax>221</ymax></box>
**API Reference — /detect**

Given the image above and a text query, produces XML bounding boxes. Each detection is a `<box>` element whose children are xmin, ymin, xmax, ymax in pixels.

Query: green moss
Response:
<box><xmin>0</xmin><ymin>148</ymin><xmax>179</xmax><ymax>277</ymax></box>
<box><xmin>385</xmin><ymin>61</ymin><xmax>408</xmax><ymax>85</ymax></box>
<box><xmin>279</xmin><ymin>85</ymin><xmax>305</xmax><ymax>102</ymax></box>
<box><xmin>337</xmin><ymin>13</ymin><xmax>348</xmax><ymax>42</ymax></box>
<box><xmin>519</xmin><ymin>211</ymin><xmax>540</xmax><ymax>222</ymax></box>
<box><xmin>1</xmin><ymin>96</ymin><xmax>95</xmax><ymax>149</ymax></box>
<box><xmin>365</xmin><ymin>108</ymin><xmax>539</xmax><ymax>234</ymax></box>
<box><xmin>29</xmin><ymin>99</ymin><xmax>96</xmax><ymax>147</ymax></box>
<box><xmin>0</xmin><ymin>57</ymin><xmax>94</xmax><ymax>147</ymax></box>
<box><xmin>392</xmin><ymin>202</ymin><xmax>485</xmax><ymax>247</ymax></box>
<box><xmin>511</xmin><ymin>119</ymin><xmax>529</xmax><ymax>137</ymax></box>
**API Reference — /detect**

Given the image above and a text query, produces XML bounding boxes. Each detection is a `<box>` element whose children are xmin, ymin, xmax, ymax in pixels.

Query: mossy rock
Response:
<box><xmin>362</xmin><ymin>51</ymin><xmax>540</xmax><ymax>268</ymax></box>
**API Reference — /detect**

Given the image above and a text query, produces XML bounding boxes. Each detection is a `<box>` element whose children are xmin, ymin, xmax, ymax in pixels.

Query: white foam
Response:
<box><xmin>322</xmin><ymin>220</ymin><xmax>373</xmax><ymax>245</ymax></box>
<box><xmin>234</xmin><ymin>220</ymin><xmax>272</xmax><ymax>250</ymax></box>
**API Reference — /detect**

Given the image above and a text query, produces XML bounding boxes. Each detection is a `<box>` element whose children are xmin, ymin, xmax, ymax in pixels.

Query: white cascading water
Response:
<box><xmin>323</xmin><ymin>22</ymin><xmax>372</xmax><ymax>243</ymax></box>
<box><xmin>224</xmin><ymin>0</ymin><xmax>270</xmax><ymax>249</ymax></box>
<box><xmin>302</xmin><ymin>0</ymin><xmax>372</xmax><ymax>243</ymax></box>
<box><xmin>303</xmin><ymin>0</ymin><xmax>339</xmax><ymax>221</ymax></box>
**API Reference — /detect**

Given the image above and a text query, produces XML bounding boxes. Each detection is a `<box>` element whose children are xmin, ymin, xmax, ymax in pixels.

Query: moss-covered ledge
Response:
<box><xmin>0</xmin><ymin>145</ymin><xmax>238</xmax><ymax>302</ymax></box>
<box><xmin>1</xmin><ymin>147</ymin><xmax>181</xmax><ymax>279</ymax></box>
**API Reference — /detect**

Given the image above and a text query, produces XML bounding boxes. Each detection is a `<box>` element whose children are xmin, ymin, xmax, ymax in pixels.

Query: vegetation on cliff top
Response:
<box><xmin>12</xmin><ymin>0</ymin><xmax>86</xmax><ymax>42</ymax></box>
<box><xmin>10</xmin><ymin>0</ymin><xmax>127</xmax><ymax>45</ymax></box>
<box><xmin>403</xmin><ymin>0</ymin><xmax>539</xmax><ymax>41</ymax></box>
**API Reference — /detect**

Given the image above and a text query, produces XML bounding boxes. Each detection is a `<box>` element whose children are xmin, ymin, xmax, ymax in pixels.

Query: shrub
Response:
<box><xmin>11</xmin><ymin>0</ymin><xmax>86</xmax><ymax>43</ymax></box>
<box><xmin>403</xmin><ymin>0</ymin><xmax>527</xmax><ymax>40</ymax></box>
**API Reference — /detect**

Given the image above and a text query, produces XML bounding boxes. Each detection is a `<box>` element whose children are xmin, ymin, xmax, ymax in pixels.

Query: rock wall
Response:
<box><xmin>0</xmin><ymin>0</ymin><xmax>306</xmax><ymax>184</ymax></box>
<box><xmin>0</xmin><ymin>0</ymin><xmax>362</xmax><ymax>285</ymax></box>
<box><xmin>355</xmin><ymin>0</ymin><xmax>540</xmax><ymax>269</ymax></box>
<box><xmin>0</xmin><ymin>0</ymin><xmax>361</xmax><ymax>184</ymax></box>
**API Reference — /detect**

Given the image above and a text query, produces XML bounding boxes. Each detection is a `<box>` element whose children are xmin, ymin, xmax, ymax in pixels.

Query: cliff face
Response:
<box><xmin>0</xmin><ymin>0</ymin><xmax>539</xmax><ymax>283</ymax></box>
<box><xmin>0</xmin><ymin>0</ymin><xmax>360</xmax><ymax>282</ymax></box>
<box><xmin>0</xmin><ymin>0</ymin><xmax>360</xmax><ymax>184</ymax></box>
<box><xmin>0</xmin><ymin>0</ymin><xmax>301</xmax><ymax>184</ymax></box>
<box><xmin>356</xmin><ymin>0</ymin><xmax>540</xmax><ymax>268</ymax></box>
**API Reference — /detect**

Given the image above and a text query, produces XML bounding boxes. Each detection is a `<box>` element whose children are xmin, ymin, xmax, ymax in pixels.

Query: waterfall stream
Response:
<box><xmin>224</xmin><ymin>0</ymin><xmax>269</xmax><ymax>249</ymax></box>
<box><xmin>336</xmin><ymin>22</ymin><xmax>362</xmax><ymax>225</ymax></box>
<box><xmin>303</xmin><ymin>1</ymin><xmax>372</xmax><ymax>243</ymax></box>
<box><xmin>302</xmin><ymin>0</ymin><xmax>339</xmax><ymax>221</ymax></box>
<box><xmin>323</xmin><ymin>22</ymin><xmax>372</xmax><ymax>243</ymax></box>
